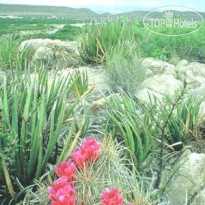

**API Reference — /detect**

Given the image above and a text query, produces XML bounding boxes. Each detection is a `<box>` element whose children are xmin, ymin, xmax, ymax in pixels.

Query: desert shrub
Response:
<box><xmin>138</xmin><ymin>23</ymin><xmax>205</xmax><ymax>63</ymax></box>
<box><xmin>0</xmin><ymin>36</ymin><xmax>30</xmax><ymax>70</ymax></box>
<box><xmin>105</xmin><ymin>93</ymin><xmax>153</xmax><ymax>170</ymax></box>
<box><xmin>107</xmin><ymin>41</ymin><xmax>146</xmax><ymax>94</ymax></box>
<box><xmin>79</xmin><ymin>18</ymin><xmax>135</xmax><ymax>64</ymax></box>
<box><xmin>23</xmin><ymin>137</ymin><xmax>157</xmax><ymax>205</ymax></box>
<box><xmin>0</xmin><ymin>70</ymin><xmax>89</xmax><ymax>203</ymax></box>
<box><xmin>71</xmin><ymin>70</ymin><xmax>89</xmax><ymax>99</ymax></box>
<box><xmin>145</xmin><ymin>91</ymin><xmax>201</xmax><ymax>150</ymax></box>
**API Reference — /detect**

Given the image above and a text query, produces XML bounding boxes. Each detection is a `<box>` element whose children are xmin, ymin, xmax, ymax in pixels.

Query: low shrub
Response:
<box><xmin>106</xmin><ymin>41</ymin><xmax>146</xmax><ymax>94</ymax></box>
<box><xmin>105</xmin><ymin>93</ymin><xmax>153</xmax><ymax>170</ymax></box>
<box><xmin>79</xmin><ymin>18</ymin><xmax>135</xmax><ymax>64</ymax></box>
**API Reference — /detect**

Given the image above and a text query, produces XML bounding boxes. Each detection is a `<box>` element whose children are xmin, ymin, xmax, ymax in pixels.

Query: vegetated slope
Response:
<box><xmin>115</xmin><ymin>10</ymin><xmax>205</xmax><ymax>20</ymax></box>
<box><xmin>0</xmin><ymin>4</ymin><xmax>100</xmax><ymax>18</ymax></box>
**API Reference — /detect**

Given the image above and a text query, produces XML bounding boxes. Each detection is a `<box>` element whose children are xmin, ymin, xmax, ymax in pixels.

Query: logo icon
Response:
<box><xmin>143</xmin><ymin>5</ymin><xmax>204</xmax><ymax>36</ymax></box>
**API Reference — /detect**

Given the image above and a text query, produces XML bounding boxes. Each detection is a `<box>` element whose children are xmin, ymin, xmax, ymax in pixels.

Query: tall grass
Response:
<box><xmin>79</xmin><ymin>18</ymin><xmax>135</xmax><ymax>64</ymax></box>
<box><xmin>106</xmin><ymin>41</ymin><xmax>145</xmax><ymax>94</ymax></box>
<box><xmin>0</xmin><ymin>36</ymin><xmax>30</xmax><ymax>70</ymax></box>
<box><xmin>106</xmin><ymin>93</ymin><xmax>153</xmax><ymax>170</ymax></box>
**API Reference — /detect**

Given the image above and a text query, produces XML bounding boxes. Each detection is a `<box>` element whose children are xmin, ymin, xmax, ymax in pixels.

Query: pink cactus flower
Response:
<box><xmin>48</xmin><ymin>180</ymin><xmax>75</xmax><ymax>205</ymax></box>
<box><xmin>72</xmin><ymin>147</ymin><xmax>86</xmax><ymax>169</ymax></box>
<box><xmin>72</xmin><ymin>138</ymin><xmax>101</xmax><ymax>169</ymax></box>
<box><xmin>100</xmin><ymin>188</ymin><xmax>123</xmax><ymax>205</ymax></box>
<box><xmin>81</xmin><ymin>137</ymin><xmax>100</xmax><ymax>161</ymax></box>
<box><xmin>55</xmin><ymin>160</ymin><xmax>76</xmax><ymax>182</ymax></box>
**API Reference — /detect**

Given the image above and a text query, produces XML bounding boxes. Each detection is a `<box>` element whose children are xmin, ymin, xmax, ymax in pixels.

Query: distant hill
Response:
<box><xmin>0</xmin><ymin>4</ymin><xmax>204</xmax><ymax>20</ymax></box>
<box><xmin>0</xmin><ymin>4</ymin><xmax>100</xmax><ymax>18</ymax></box>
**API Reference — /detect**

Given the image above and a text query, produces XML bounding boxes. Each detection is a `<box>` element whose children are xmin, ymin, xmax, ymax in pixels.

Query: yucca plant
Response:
<box><xmin>177</xmin><ymin>98</ymin><xmax>201</xmax><ymax>138</ymax></box>
<box><xmin>105</xmin><ymin>93</ymin><xmax>153</xmax><ymax>170</ymax></box>
<box><xmin>79</xmin><ymin>18</ymin><xmax>135</xmax><ymax>64</ymax></box>
<box><xmin>71</xmin><ymin>70</ymin><xmax>89</xmax><ymax>99</ymax></box>
<box><xmin>166</xmin><ymin>97</ymin><xmax>201</xmax><ymax>145</ymax></box>
<box><xmin>0</xmin><ymin>70</ymin><xmax>89</xmax><ymax>202</ymax></box>
<box><xmin>0</xmin><ymin>36</ymin><xmax>30</xmax><ymax>71</ymax></box>
<box><xmin>146</xmin><ymin>91</ymin><xmax>201</xmax><ymax>147</ymax></box>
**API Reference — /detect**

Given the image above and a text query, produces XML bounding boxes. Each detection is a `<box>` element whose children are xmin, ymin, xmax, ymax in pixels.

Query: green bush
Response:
<box><xmin>0</xmin><ymin>36</ymin><xmax>30</xmax><ymax>71</ymax></box>
<box><xmin>107</xmin><ymin>41</ymin><xmax>146</xmax><ymax>94</ymax></box>
<box><xmin>79</xmin><ymin>18</ymin><xmax>135</xmax><ymax>64</ymax></box>
<box><xmin>106</xmin><ymin>93</ymin><xmax>153</xmax><ymax>170</ymax></box>
<box><xmin>145</xmin><ymin>92</ymin><xmax>201</xmax><ymax>150</ymax></box>
<box><xmin>138</xmin><ymin>23</ymin><xmax>205</xmax><ymax>63</ymax></box>
<box><xmin>26</xmin><ymin>24</ymin><xmax>80</xmax><ymax>41</ymax></box>
<box><xmin>0</xmin><ymin>70</ymin><xmax>88</xmax><ymax>202</ymax></box>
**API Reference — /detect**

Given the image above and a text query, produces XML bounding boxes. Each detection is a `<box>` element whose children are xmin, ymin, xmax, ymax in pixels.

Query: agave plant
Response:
<box><xmin>0</xmin><ymin>36</ymin><xmax>31</xmax><ymax>71</ymax></box>
<box><xmin>105</xmin><ymin>93</ymin><xmax>153</xmax><ymax>170</ymax></box>
<box><xmin>71</xmin><ymin>70</ymin><xmax>89</xmax><ymax>99</ymax></box>
<box><xmin>0</xmin><ymin>70</ymin><xmax>89</xmax><ymax>201</ymax></box>
<box><xmin>166</xmin><ymin>97</ymin><xmax>201</xmax><ymax>146</ymax></box>
<box><xmin>79</xmin><ymin>18</ymin><xmax>135</xmax><ymax>64</ymax></box>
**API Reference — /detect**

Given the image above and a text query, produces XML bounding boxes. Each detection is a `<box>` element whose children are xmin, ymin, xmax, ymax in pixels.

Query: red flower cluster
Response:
<box><xmin>55</xmin><ymin>160</ymin><xmax>76</xmax><ymax>182</ymax></box>
<box><xmin>48</xmin><ymin>137</ymin><xmax>101</xmax><ymax>205</ymax></box>
<box><xmin>72</xmin><ymin>137</ymin><xmax>100</xmax><ymax>168</ymax></box>
<box><xmin>100</xmin><ymin>188</ymin><xmax>133</xmax><ymax>205</ymax></box>
<box><xmin>100</xmin><ymin>189</ymin><xmax>123</xmax><ymax>205</ymax></box>
<box><xmin>48</xmin><ymin>180</ymin><xmax>75</xmax><ymax>205</ymax></box>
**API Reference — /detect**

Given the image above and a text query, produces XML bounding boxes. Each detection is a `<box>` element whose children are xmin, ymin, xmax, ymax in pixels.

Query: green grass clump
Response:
<box><xmin>145</xmin><ymin>91</ymin><xmax>201</xmax><ymax>150</ymax></box>
<box><xmin>106</xmin><ymin>93</ymin><xmax>153</xmax><ymax>170</ymax></box>
<box><xmin>79</xmin><ymin>18</ymin><xmax>136</xmax><ymax>64</ymax></box>
<box><xmin>0</xmin><ymin>37</ymin><xmax>27</xmax><ymax>70</ymax></box>
<box><xmin>107</xmin><ymin>41</ymin><xmax>146</xmax><ymax>94</ymax></box>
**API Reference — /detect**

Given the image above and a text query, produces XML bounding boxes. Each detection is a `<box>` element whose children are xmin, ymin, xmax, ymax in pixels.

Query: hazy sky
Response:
<box><xmin>0</xmin><ymin>0</ymin><xmax>204</xmax><ymax>13</ymax></box>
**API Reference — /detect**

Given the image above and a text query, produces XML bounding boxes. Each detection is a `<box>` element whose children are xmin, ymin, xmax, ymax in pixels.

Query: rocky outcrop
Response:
<box><xmin>135</xmin><ymin>74</ymin><xmax>183</xmax><ymax>102</ymax></box>
<box><xmin>20</xmin><ymin>39</ymin><xmax>81</xmax><ymax>68</ymax></box>
<box><xmin>163</xmin><ymin>152</ymin><xmax>205</xmax><ymax>205</ymax></box>
<box><xmin>142</xmin><ymin>57</ymin><xmax>176</xmax><ymax>77</ymax></box>
<box><xmin>176</xmin><ymin>61</ymin><xmax>205</xmax><ymax>88</ymax></box>
<box><xmin>60</xmin><ymin>66</ymin><xmax>109</xmax><ymax>93</ymax></box>
<box><xmin>137</xmin><ymin>58</ymin><xmax>205</xmax><ymax>107</ymax></box>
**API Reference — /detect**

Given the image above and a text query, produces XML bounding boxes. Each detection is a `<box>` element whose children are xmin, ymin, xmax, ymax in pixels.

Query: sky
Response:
<box><xmin>0</xmin><ymin>0</ymin><xmax>204</xmax><ymax>14</ymax></box>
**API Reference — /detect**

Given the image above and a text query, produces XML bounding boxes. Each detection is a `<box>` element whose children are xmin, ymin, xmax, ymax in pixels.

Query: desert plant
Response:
<box><xmin>0</xmin><ymin>36</ymin><xmax>30</xmax><ymax>70</ymax></box>
<box><xmin>107</xmin><ymin>41</ymin><xmax>145</xmax><ymax>94</ymax></box>
<box><xmin>142</xmin><ymin>90</ymin><xmax>201</xmax><ymax>189</ymax></box>
<box><xmin>105</xmin><ymin>93</ymin><xmax>153</xmax><ymax>170</ymax></box>
<box><xmin>79</xmin><ymin>18</ymin><xmax>135</xmax><ymax>64</ymax></box>
<box><xmin>23</xmin><ymin>137</ymin><xmax>157</xmax><ymax>205</ymax></box>
<box><xmin>71</xmin><ymin>70</ymin><xmax>89</xmax><ymax>98</ymax></box>
<box><xmin>0</xmin><ymin>70</ymin><xmax>89</xmax><ymax>202</ymax></box>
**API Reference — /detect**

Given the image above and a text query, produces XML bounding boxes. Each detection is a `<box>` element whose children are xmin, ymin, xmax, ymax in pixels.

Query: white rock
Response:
<box><xmin>142</xmin><ymin>58</ymin><xmax>176</xmax><ymax>77</ymax></box>
<box><xmin>135</xmin><ymin>74</ymin><xmax>183</xmax><ymax>103</ymax></box>
<box><xmin>191</xmin><ymin>188</ymin><xmax>205</xmax><ymax>205</ymax></box>
<box><xmin>164</xmin><ymin>153</ymin><xmax>205</xmax><ymax>205</ymax></box>
<box><xmin>20</xmin><ymin>39</ymin><xmax>81</xmax><ymax>68</ymax></box>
